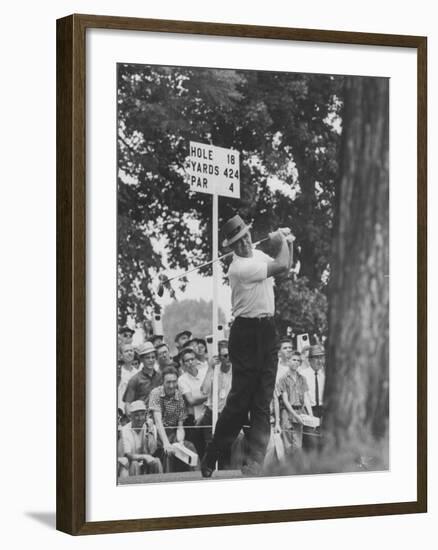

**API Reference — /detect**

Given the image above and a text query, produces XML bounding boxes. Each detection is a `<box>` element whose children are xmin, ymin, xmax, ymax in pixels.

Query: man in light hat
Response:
<box><xmin>301</xmin><ymin>344</ymin><xmax>326</xmax><ymax>452</ymax></box>
<box><xmin>123</xmin><ymin>341</ymin><xmax>162</xmax><ymax>407</ymax></box>
<box><xmin>202</xmin><ymin>214</ymin><xmax>293</xmax><ymax>477</ymax></box>
<box><xmin>301</xmin><ymin>344</ymin><xmax>326</xmax><ymax>419</ymax></box>
<box><xmin>118</xmin><ymin>400</ymin><xmax>162</xmax><ymax>478</ymax></box>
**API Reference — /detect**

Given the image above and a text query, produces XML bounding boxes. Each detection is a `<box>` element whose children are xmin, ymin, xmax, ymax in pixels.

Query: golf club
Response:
<box><xmin>156</xmin><ymin>230</ymin><xmax>294</xmax><ymax>297</ymax></box>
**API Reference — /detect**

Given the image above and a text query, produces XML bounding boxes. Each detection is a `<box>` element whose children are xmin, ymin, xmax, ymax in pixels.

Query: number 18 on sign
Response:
<box><xmin>186</xmin><ymin>141</ymin><xmax>240</xmax><ymax>199</ymax></box>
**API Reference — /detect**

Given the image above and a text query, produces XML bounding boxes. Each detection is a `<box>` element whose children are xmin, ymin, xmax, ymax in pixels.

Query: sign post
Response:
<box><xmin>186</xmin><ymin>141</ymin><xmax>240</xmax><ymax>433</ymax></box>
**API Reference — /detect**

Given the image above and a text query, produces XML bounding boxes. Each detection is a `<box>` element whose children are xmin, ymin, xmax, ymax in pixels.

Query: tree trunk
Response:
<box><xmin>324</xmin><ymin>77</ymin><xmax>389</xmax><ymax>449</ymax></box>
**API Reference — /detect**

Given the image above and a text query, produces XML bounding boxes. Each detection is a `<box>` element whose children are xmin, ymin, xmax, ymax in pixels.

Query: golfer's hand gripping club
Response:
<box><xmin>268</xmin><ymin>227</ymin><xmax>295</xmax><ymax>245</ymax></box>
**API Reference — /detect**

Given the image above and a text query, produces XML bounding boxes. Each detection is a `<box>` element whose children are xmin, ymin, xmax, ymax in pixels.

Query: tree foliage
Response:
<box><xmin>117</xmin><ymin>63</ymin><xmax>343</xmax><ymax>336</ymax></box>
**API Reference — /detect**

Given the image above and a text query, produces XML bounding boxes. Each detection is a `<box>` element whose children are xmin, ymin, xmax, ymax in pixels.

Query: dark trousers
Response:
<box><xmin>205</xmin><ymin>316</ymin><xmax>278</xmax><ymax>467</ymax></box>
<box><xmin>198</xmin><ymin>407</ymin><xmax>232</xmax><ymax>469</ymax></box>
<box><xmin>183</xmin><ymin>414</ymin><xmax>207</xmax><ymax>459</ymax></box>
<box><xmin>154</xmin><ymin>430</ymin><xmax>198</xmax><ymax>473</ymax></box>
<box><xmin>303</xmin><ymin>406</ymin><xmax>324</xmax><ymax>452</ymax></box>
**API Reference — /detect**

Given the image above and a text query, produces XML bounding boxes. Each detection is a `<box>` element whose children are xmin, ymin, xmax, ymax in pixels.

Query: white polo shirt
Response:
<box><xmin>301</xmin><ymin>368</ymin><xmax>325</xmax><ymax>406</ymax></box>
<box><xmin>228</xmin><ymin>249</ymin><xmax>274</xmax><ymax>318</ymax></box>
<box><xmin>120</xmin><ymin>422</ymin><xmax>153</xmax><ymax>455</ymax></box>
<box><xmin>178</xmin><ymin>364</ymin><xmax>208</xmax><ymax>420</ymax></box>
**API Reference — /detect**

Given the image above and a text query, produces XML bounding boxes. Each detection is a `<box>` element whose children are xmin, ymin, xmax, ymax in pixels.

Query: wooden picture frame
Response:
<box><xmin>56</xmin><ymin>13</ymin><xmax>427</xmax><ymax>535</ymax></box>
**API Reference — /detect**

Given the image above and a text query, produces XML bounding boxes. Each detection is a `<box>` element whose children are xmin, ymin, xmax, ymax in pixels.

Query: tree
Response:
<box><xmin>324</xmin><ymin>76</ymin><xmax>389</xmax><ymax>449</ymax></box>
<box><xmin>274</xmin><ymin>276</ymin><xmax>328</xmax><ymax>337</ymax></box>
<box><xmin>117</xmin><ymin>64</ymin><xmax>343</xmax><ymax>330</ymax></box>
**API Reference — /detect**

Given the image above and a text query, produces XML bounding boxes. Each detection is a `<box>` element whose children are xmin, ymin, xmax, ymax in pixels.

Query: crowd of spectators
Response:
<box><xmin>117</xmin><ymin>325</ymin><xmax>326</xmax><ymax>479</ymax></box>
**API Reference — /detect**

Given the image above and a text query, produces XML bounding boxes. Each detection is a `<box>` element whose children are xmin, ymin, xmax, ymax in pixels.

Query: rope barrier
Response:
<box><xmin>119</xmin><ymin>424</ymin><xmax>321</xmax><ymax>433</ymax></box>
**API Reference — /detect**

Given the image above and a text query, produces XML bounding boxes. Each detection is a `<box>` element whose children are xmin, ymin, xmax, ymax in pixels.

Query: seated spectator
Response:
<box><xmin>178</xmin><ymin>348</ymin><xmax>208</xmax><ymax>457</ymax></box>
<box><xmin>118</xmin><ymin>401</ymin><xmax>162</xmax><ymax>478</ymax></box>
<box><xmin>118</xmin><ymin>343</ymin><xmax>140</xmax><ymax>413</ymax></box>
<box><xmin>117</xmin><ymin>408</ymin><xmax>131</xmax><ymax>476</ymax></box>
<box><xmin>123</xmin><ymin>341</ymin><xmax>162</xmax><ymax>408</ymax></box>
<box><xmin>148</xmin><ymin>367</ymin><xmax>198</xmax><ymax>473</ymax></box>
<box><xmin>198</xmin><ymin>343</ymin><xmax>233</xmax><ymax>468</ymax></box>
<box><xmin>276</xmin><ymin>351</ymin><xmax>314</xmax><ymax>456</ymax></box>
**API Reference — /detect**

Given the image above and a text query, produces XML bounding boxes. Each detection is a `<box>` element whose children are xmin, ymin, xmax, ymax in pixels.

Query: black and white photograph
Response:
<box><xmin>116</xmin><ymin>62</ymin><xmax>389</xmax><ymax>485</ymax></box>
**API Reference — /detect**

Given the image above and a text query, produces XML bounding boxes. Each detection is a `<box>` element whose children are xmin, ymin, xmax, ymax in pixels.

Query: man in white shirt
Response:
<box><xmin>117</xmin><ymin>344</ymin><xmax>140</xmax><ymax>413</ymax></box>
<box><xmin>118</xmin><ymin>400</ymin><xmax>162</xmax><ymax>478</ymax></box>
<box><xmin>201</xmin><ymin>214</ymin><xmax>293</xmax><ymax>477</ymax></box>
<box><xmin>300</xmin><ymin>344</ymin><xmax>326</xmax><ymax>418</ymax></box>
<box><xmin>178</xmin><ymin>347</ymin><xmax>208</xmax><ymax>457</ymax></box>
<box><xmin>198</xmin><ymin>344</ymin><xmax>233</xmax><ymax>469</ymax></box>
<box><xmin>300</xmin><ymin>344</ymin><xmax>326</xmax><ymax>452</ymax></box>
<box><xmin>189</xmin><ymin>337</ymin><xmax>209</xmax><ymax>370</ymax></box>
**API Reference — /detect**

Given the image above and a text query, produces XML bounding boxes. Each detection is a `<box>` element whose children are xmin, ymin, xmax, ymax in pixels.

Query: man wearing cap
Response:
<box><xmin>118</xmin><ymin>400</ymin><xmax>162</xmax><ymax>478</ymax></box>
<box><xmin>123</xmin><ymin>341</ymin><xmax>162</xmax><ymax>407</ymax></box>
<box><xmin>301</xmin><ymin>344</ymin><xmax>326</xmax><ymax>452</ymax></box>
<box><xmin>301</xmin><ymin>344</ymin><xmax>326</xmax><ymax>419</ymax></box>
<box><xmin>202</xmin><ymin>214</ymin><xmax>293</xmax><ymax>477</ymax></box>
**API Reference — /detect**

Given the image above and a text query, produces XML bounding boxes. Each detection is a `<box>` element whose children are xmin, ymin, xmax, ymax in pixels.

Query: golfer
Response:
<box><xmin>202</xmin><ymin>214</ymin><xmax>292</xmax><ymax>477</ymax></box>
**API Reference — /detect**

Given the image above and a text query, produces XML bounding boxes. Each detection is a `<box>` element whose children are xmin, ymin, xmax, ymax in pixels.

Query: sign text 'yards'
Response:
<box><xmin>186</xmin><ymin>141</ymin><xmax>240</xmax><ymax>198</ymax></box>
